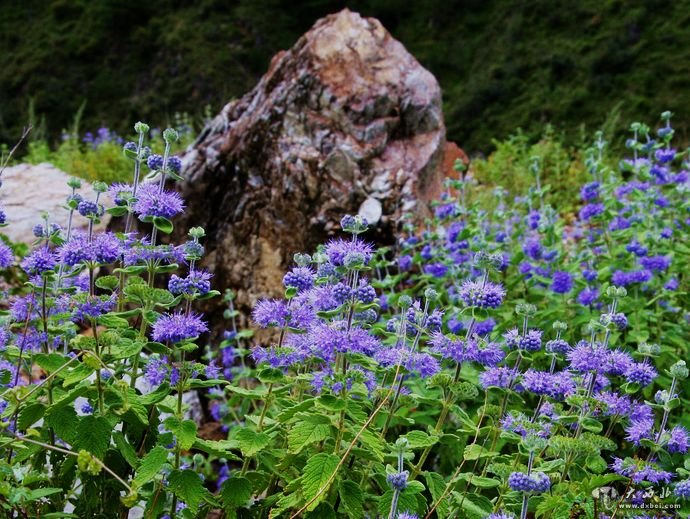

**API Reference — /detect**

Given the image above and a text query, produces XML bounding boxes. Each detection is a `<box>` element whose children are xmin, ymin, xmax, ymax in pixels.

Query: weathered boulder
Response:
<box><xmin>0</xmin><ymin>163</ymin><xmax>109</xmax><ymax>244</ymax></box>
<box><xmin>178</xmin><ymin>9</ymin><xmax>447</xmax><ymax>324</ymax></box>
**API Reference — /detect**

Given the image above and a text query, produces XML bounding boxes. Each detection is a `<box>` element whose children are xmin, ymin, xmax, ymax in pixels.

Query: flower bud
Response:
<box><xmin>163</xmin><ymin>128</ymin><xmax>179</xmax><ymax>143</ymax></box>
<box><xmin>669</xmin><ymin>360</ymin><xmax>689</xmax><ymax>379</ymax></box>
<box><xmin>399</xmin><ymin>295</ymin><xmax>413</xmax><ymax>308</ymax></box>
<box><xmin>134</xmin><ymin>121</ymin><xmax>150</xmax><ymax>134</ymax></box>
<box><xmin>424</xmin><ymin>288</ymin><xmax>439</xmax><ymax>302</ymax></box>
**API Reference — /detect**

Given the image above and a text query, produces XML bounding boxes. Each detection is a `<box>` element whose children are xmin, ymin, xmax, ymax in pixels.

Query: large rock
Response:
<box><xmin>0</xmin><ymin>163</ymin><xmax>109</xmax><ymax>244</ymax></box>
<box><xmin>178</xmin><ymin>9</ymin><xmax>447</xmax><ymax>324</ymax></box>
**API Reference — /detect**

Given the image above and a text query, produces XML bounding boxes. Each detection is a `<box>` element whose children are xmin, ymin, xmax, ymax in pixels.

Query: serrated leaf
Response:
<box><xmin>34</xmin><ymin>353</ymin><xmax>68</xmax><ymax>373</ymax></box>
<box><xmin>113</xmin><ymin>431</ymin><xmax>138</xmax><ymax>468</ymax></box>
<box><xmin>62</xmin><ymin>363</ymin><xmax>94</xmax><ymax>387</ymax></box>
<box><xmin>139</xmin><ymin>382</ymin><xmax>171</xmax><ymax>405</ymax></box>
<box><xmin>288</xmin><ymin>416</ymin><xmax>332</xmax><ymax>454</ymax></box>
<box><xmin>45</xmin><ymin>405</ymin><xmax>79</xmax><ymax>443</ymax></box>
<box><xmin>134</xmin><ymin>446</ymin><xmax>168</xmax><ymax>486</ymax></box>
<box><xmin>221</xmin><ymin>476</ymin><xmax>252</xmax><ymax>509</ymax></box>
<box><xmin>425</xmin><ymin>471</ymin><xmax>450</xmax><ymax>518</ymax></box>
<box><xmin>237</xmin><ymin>428</ymin><xmax>271</xmax><ymax>457</ymax></box>
<box><xmin>25</xmin><ymin>488</ymin><xmax>63</xmax><ymax>501</ymax></box>
<box><xmin>168</xmin><ymin>469</ymin><xmax>213</xmax><ymax>510</ymax></box>
<box><xmin>18</xmin><ymin>403</ymin><xmax>46</xmax><ymax>430</ymax></box>
<box><xmin>463</xmin><ymin>443</ymin><xmax>498</xmax><ymax>461</ymax></box>
<box><xmin>164</xmin><ymin>417</ymin><xmax>197</xmax><ymax>451</ymax></box>
<box><xmin>300</xmin><ymin>453</ymin><xmax>339</xmax><ymax>511</ymax></box>
<box><xmin>95</xmin><ymin>275</ymin><xmax>119</xmax><ymax>291</ymax></box>
<box><xmin>378</xmin><ymin>489</ymin><xmax>419</xmax><ymax>517</ymax></box>
<box><xmin>458</xmin><ymin>492</ymin><xmax>493</xmax><ymax>519</ymax></box>
<box><xmin>402</xmin><ymin>430</ymin><xmax>439</xmax><ymax>449</ymax></box>
<box><xmin>338</xmin><ymin>480</ymin><xmax>363</xmax><ymax>518</ymax></box>
<box><xmin>276</xmin><ymin>399</ymin><xmax>315</xmax><ymax>422</ymax></box>
<box><xmin>73</xmin><ymin>416</ymin><xmax>111</xmax><ymax>459</ymax></box>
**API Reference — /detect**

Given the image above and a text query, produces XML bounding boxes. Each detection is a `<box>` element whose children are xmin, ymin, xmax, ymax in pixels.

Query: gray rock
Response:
<box><xmin>0</xmin><ymin>163</ymin><xmax>109</xmax><ymax>244</ymax></box>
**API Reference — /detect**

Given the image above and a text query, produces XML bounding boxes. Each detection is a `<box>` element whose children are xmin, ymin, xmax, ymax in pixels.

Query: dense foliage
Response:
<box><xmin>0</xmin><ymin>112</ymin><xmax>689</xmax><ymax>519</ymax></box>
<box><xmin>3</xmin><ymin>1</ymin><xmax>690</xmax><ymax>151</ymax></box>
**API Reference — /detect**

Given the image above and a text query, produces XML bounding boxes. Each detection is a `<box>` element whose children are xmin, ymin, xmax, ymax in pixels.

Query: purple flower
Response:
<box><xmin>94</xmin><ymin>233</ymin><xmax>122</xmax><ymax>263</ymax></box>
<box><xmin>77</xmin><ymin>200</ymin><xmax>101</xmax><ymax>217</ymax></box>
<box><xmin>145</xmin><ymin>356</ymin><xmax>169</xmax><ymax>387</ymax></box>
<box><xmin>398</xmin><ymin>255</ymin><xmax>413</xmax><ymax>271</ymax></box>
<box><xmin>550</xmin><ymin>271</ymin><xmax>573</xmax><ymax>294</ymax></box>
<box><xmin>109</xmin><ymin>183</ymin><xmax>133</xmax><ymax>205</ymax></box>
<box><xmin>397</xmin><ymin>513</ymin><xmax>419</xmax><ymax>519</ymax></box>
<box><xmin>152</xmin><ymin>312</ymin><xmax>208</xmax><ymax>343</ymax></box>
<box><xmin>638</xmin><ymin>255</ymin><xmax>671</xmax><ymax>272</ymax></box>
<box><xmin>324</xmin><ymin>238</ymin><xmax>374</xmax><ymax>267</ymax></box>
<box><xmin>508</xmin><ymin>472</ymin><xmax>550</xmax><ymax>493</ymax></box>
<box><xmin>676</xmin><ymin>480</ymin><xmax>690</xmax><ymax>499</ymax></box>
<box><xmin>655</xmin><ymin>148</ymin><xmax>675</xmax><ymax>163</ymax></box>
<box><xmin>58</xmin><ymin>233</ymin><xmax>94</xmax><ymax>265</ymax></box>
<box><xmin>611</xmin><ymin>269</ymin><xmax>652</xmax><ymax>286</ymax></box>
<box><xmin>519</xmin><ymin>330</ymin><xmax>543</xmax><ymax>351</ymax></box>
<box><xmin>625</xmin><ymin>361</ymin><xmax>657</xmax><ymax>387</ymax></box>
<box><xmin>425</xmin><ymin>263</ymin><xmax>448</xmax><ymax>278</ymax></box>
<box><xmin>625</xmin><ymin>419</ymin><xmax>654</xmax><ymax>445</ymax></box>
<box><xmin>480</xmin><ymin>366</ymin><xmax>517</xmax><ymax>389</ymax></box>
<box><xmin>473</xmin><ymin>318</ymin><xmax>496</xmax><ymax>336</ymax></box>
<box><xmin>386</xmin><ymin>471</ymin><xmax>409</xmax><ymax>491</ymax></box>
<box><xmin>523</xmin><ymin>239</ymin><xmax>542</xmax><ymax>261</ymax></box>
<box><xmin>577</xmin><ymin>287</ymin><xmax>599</xmax><ymax>306</ymax></box>
<box><xmin>521</xmin><ymin>370</ymin><xmax>575</xmax><ymax>399</ymax></box>
<box><xmin>567</xmin><ymin>341</ymin><xmax>608</xmax><ymax>373</ymax></box>
<box><xmin>283</xmin><ymin>266</ymin><xmax>315</xmax><ymax>292</ymax></box>
<box><xmin>581</xmin><ymin>182</ymin><xmax>600</xmax><ymax>201</ymax></box>
<box><xmin>0</xmin><ymin>242</ymin><xmax>14</xmax><ymax>268</ymax></box>
<box><xmin>668</xmin><ymin>425</ymin><xmax>689</xmax><ymax>454</ymax></box>
<box><xmin>21</xmin><ymin>248</ymin><xmax>57</xmax><ymax>275</ymax></box>
<box><xmin>545</xmin><ymin>339</ymin><xmax>570</xmax><ymax>354</ymax></box>
<box><xmin>168</xmin><ymin>270</ymin><xmax>212</xmax><ymax>296</ymax></box>
<box><xmin>458</xmin><ymin>280</ymin><xmax>506</xmax><ymax>309</ymax></box>
<box><xmin>579</xmin><ymin>203</ymin><xmax>604</xmax><ymax>221</ymax></box>
<box><xmin>133</xmin><ymin>184</ymin><xmax>185</xmax><ymax>219</ymax></box>
<box><xmin>595</xmin><ymin>391</ymin><xmax>632</xmax><ymax>417</ymax></box>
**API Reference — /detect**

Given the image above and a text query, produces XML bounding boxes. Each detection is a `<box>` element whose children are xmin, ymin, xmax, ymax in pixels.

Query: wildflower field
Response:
<box><xmin>0</xmin><ymin>112</ymin><xmax>689</xmax><ymax>519</ymax></box>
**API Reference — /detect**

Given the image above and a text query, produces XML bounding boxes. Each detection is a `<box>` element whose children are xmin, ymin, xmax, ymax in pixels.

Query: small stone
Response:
<box><xmin>358</xmin><ymin>197</ymin><xmax>382</xmax><ymax>225</ymax></box>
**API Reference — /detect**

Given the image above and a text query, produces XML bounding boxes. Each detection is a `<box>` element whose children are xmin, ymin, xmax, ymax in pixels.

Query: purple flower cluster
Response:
<box><xmin>508</xmin><ymin>471</ymin><xmax>550</xmax><ymax>493</ymax></box>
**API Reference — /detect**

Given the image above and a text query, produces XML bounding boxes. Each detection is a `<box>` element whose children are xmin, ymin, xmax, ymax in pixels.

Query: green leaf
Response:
<box><xmin>25</xmin><ymin>488</ymin><xmax>63</xmax><ymax>501</ymax></box>
<box><xmin>164</xmin><ymin>417</ymin><xmax>197</xmax><ymax>451</ymax></box>
<box><xmin>62</xmin><ymin>364</ymin><xmax>94</xmax><ymax>387</ymax></box>
<box><xmin>276</xmin><ymin>398</ymin><xmax>315</xmax><ymax>422</ymax></box>
<box><xmin>424</xmin><ymin>471</ymin><xmax>450</xmax><ymax>518</ymax></box>
<box><xmin>45</xmin><ymin>405</ymin><xmax>79</xmax><ymax>443</ymax></box>
<box><xmin>113</xmin><ymin>431</ymin><xmax>138</xmax><ymax>468</ymax></box>
<box><xmin>317</xmin><ymin>394</ymin><xmax>347</xmax><ymax>411</ymax></box>
<box><xmin>237</xmin><ymin>428</ymin><xmax>271</xmax><ymax>457</ymax></box>
<box><xmin>34</xmin><ymin>353</ymin><xmax>68</xmax><ymax>373</ymax></box>
<box><xmin>95</xmin><ymin>275</ymin><xmax>120</xmax><ymax>291</ymax></box>
<box><xmin>463</xmin><ymin>443</ymin><xmax>499</xmax><ymax>461</ymax></box>
<box><xmin>300</xmin><ymin>453</ymin><xmax>339</xmax><ymax>511</ymax></box>
<box><xmin>288</xmin><ymin>415</ymin><xmax>332</xmax><ymax>454</ymax></box>
<box><xmin>73</xmin><ymin>416</ymin><xmax>112</xmax><ymax>459</ymax></box>
<box><xmin>338</xmin><ymin>480</ymin><xmax>363</xmax><ymax>518</ymax></box>
<box><xmin>97</xmin><ymin>314</ymin><xmax>130</xmax><ymax>328</ymax></box>
<box><xmin>257</xmin><ymin>368</ymin><xmax>285</xmax><ymax>384</ymax></box>
<box><xmin>107</xmin><ymin>206</ymin><xmax>129</xmax><ymax>217</ymax></box>
<box><xmin>402</xmin><ymin>430</ymin><xmax>439</xmax><ymax>449</ymax></box>
<box><xmin>168</xmin><ymin>469</ymin><xmax>213</xmax><ymax>510</ymax></box>
<box><xmin>581</xmin><ymin>417</ymin><xmax>603</xmax><ymax>433</ymax></box>
<box><xmin>139</xmin><ymin>382</ymin><xmax>171</xmax><ymax>405</ymax></box>
<box><xmin>134</xmin><ymin>446</ymin><xmax>169</xmax><ymax>486</ymax></box>
<box><xmin>221</xmin><ymin>476</ymin><xmax>252</xmax><ymax>510</ymax></box>
<box><xmin>378</xmin><ymin>489</ymin><xmax>419</xmax><ymax>517</ymax></box>
<box><xmin>458</xmin><ymin>492</ymin><xmax>493</xmax><ymax>519</ymax></box>
<box><xmin>18</xmin><ymin>403</ymin><xmax>47</xmax><ymax>430</ymax></box>
<box><xmin>153</xmin><ymin>216</ymin><xmax>174</xmax><ymax>234</ymax></box>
